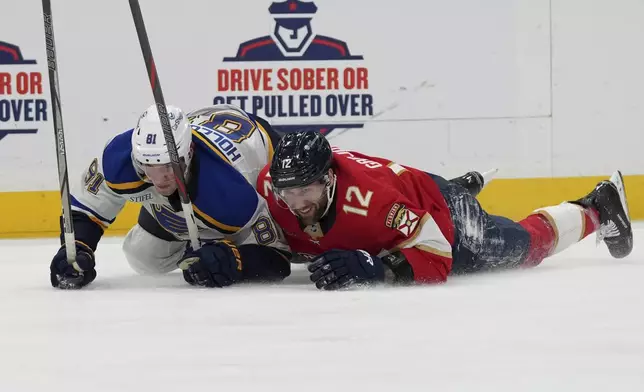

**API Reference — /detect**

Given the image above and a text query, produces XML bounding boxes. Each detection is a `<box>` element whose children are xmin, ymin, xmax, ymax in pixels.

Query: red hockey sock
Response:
<box><xmin>518</xmin><ymin>206</ymin><xmax>599</xmax><ymax>268</ymax></box>
<box><xmin>581</xmin><ymin>207</ymin><xmax>600</xmax><ymax>239</ymax></box>
<box><xmin>519</xmin><ymin>214</ymin><xmax>557</xmax><ymax>268</ymax></box>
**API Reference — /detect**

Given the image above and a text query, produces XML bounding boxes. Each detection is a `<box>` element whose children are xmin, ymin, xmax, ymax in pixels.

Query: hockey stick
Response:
<box><xmin>42</xmin><ymin>0</ymin><xmax>77</xmax><ymax>264</ymax></box>
<box><xmin>128</xmin><ymin>0</ymin><xmax>201</xmax><ymax>250</ymax></box>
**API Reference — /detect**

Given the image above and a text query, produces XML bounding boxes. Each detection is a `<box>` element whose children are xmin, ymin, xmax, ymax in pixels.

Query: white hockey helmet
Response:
<box><xmin>131</xmin><ymin>104</ymin><xmax>193</xmax><ymax>168</ymax></box>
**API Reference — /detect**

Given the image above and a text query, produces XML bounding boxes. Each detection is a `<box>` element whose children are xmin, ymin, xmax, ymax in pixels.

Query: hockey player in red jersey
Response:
<box><xmin>257</xmin><ymin>130</ymin><xmax>633</xmax><ymax>290</ymax></box>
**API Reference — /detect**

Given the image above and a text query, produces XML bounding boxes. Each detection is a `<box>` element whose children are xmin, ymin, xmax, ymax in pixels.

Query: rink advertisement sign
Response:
<box><xmin>214</xmin><ymin>0</ymin><xmax>373</xmax><ymax>135</ymax></box>
<box><xmin>0</xmin><ymin>41</ymin><xmax>47</xmax><ymax>141</ymax></box>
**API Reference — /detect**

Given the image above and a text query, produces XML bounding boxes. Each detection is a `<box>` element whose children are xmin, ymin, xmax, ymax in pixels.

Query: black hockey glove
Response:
<box><xmin>178</xmin><ymin>240</ymin><xmax>243</xmax><ymax>288</ymax></box>
<box><xmin>308</xmin><ymin>249</ymin><xmax>385</xmax><ymax>290</ymax></box>
<box><xmin>50</xmin><ymin>242</ymin><xmax>97</xmax><ymax>289</ymax></box>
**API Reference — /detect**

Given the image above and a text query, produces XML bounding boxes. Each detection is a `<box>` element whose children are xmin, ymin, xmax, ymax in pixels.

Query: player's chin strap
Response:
<box><xmin>318</xmin><ymin>173</ymin><xmax>337</xmax><ymax>220</ymax></box>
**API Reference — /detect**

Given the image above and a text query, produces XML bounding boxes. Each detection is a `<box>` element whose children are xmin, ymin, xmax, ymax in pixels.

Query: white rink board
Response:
<box><xmin>329</xmin><ymin>117</ymin><xmax>553</xmax><ymax>179</ymax></box>
<box><xmin>1</xmin><ymin>0</ymin><xmax>549</xmax><ymax>191</ymax></box>
<box><xmin>1</xmin><ymin>0</ymin><xmax>643</xmax><ymax>192</ymax></box>
<box><xmin>551</xmin><ymin>0</ymin><xmax>644</xmax><ymax>177</ymax></box>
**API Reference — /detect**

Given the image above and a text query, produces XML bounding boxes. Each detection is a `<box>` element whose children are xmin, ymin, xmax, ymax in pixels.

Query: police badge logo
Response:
<box><xmin>216</xmin><ymin>0</ymin><xmax>373</xmax><ymax>137</ymax></box>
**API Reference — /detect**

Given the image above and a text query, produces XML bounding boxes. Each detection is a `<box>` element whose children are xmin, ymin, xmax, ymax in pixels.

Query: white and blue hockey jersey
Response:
<box><xmin>67</xmin><ymin>104</ymin><xmax>289</xmax><ymax>253</ymax></box>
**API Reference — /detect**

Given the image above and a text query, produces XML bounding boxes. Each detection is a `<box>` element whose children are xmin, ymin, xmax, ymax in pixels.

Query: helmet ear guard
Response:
<box><xmin>319</xmin><ymin>171</ymin><xmax>337</xmax><ymax>219</ymax></box>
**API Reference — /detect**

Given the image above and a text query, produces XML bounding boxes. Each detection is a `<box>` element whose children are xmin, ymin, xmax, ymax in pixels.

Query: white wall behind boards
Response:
<box><xmin>0</xmin><ymin>0</ymin><xmax>641</xmax><ymax>192</ymax></box>
<box><xmin>550</xmin><ymin>0</ymin><xmax>644</xmax><ymax>177</ymax></box>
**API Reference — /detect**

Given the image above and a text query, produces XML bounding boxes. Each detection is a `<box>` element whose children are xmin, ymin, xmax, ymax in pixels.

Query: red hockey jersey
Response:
<box><xmin>257</xmin><ymin>148</ymin><xmax>455</xmax><ymax>283</ymax></box>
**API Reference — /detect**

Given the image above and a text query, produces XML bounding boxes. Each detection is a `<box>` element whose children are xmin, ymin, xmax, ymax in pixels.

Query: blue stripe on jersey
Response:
<box><xmin>71</xmin><ymin>195</ymin><xmax>115</xmax><ymax>224</ymax></box>
<box><xmin>190</xmin><ymin>137</ymin><xmax>259</xmax><ymax>233</ymax></box>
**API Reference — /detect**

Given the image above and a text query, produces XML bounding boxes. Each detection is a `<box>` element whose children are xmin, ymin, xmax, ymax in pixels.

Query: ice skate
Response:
<box><xmin>450</xmin><ymin>168</ymin><xmax>498</xmax><ymax>197</ymax></box>
<box><xmin>572</xmin><ymin>171</ymin><xmax>633</xmax><ymax>258</ymax></box>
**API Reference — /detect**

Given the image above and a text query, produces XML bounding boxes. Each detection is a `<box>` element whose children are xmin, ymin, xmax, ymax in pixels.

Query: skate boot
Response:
<box><xmin>450</xmin><ymin>169</ymin><xmax>498</xmax><ymax>197</ymax></box>
<box><xmin>572</xmin><ymin>171</ymin><xmax>633</xmax><ymax>258</ymax></box>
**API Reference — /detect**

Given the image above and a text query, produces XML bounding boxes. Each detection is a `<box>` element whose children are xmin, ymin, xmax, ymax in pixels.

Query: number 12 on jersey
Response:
<box><xmin>342</xmin><ymin>186</ymin><xmax>373</xmax><ymax>216</ymax></box>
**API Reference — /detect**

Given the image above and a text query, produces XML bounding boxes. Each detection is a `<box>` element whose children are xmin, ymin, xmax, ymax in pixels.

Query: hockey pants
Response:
<box><xmin>429</xmin><ymin>174</ymin><xmax>532</xmax><ymax>275</ymax></box>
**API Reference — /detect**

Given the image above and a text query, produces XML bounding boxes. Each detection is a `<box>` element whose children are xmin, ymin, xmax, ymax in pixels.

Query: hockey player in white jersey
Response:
<box><xmin>50</xmin><ymin>104</ymin><xmax>291</xmax><ymax>289</ymax></box>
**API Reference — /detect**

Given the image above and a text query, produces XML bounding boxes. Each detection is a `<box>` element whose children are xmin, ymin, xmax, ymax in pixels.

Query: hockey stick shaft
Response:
<box><xmin>128</xmin><ymin>0</ymin><xmax>201</xmax><ymax>250</ymax></box>
<box><xmin>42</xmin><ymin>0</ymin><xmax>76</xmax><ymax>262</ymax></box>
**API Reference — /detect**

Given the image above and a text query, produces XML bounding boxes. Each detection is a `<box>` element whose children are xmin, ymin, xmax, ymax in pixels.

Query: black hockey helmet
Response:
<box><xmin>270</xmin><ymin>130</ymin><xmax>333</xmax><ymax>190</ymax></box>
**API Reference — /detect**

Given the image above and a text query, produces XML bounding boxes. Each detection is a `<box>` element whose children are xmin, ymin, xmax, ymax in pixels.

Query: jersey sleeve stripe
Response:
<box><xmin>105</xmin><ymin>179</ymin><xmax>146</xmax><ymax>189</ymax></box>
<box><xmin>415</xmin><ymin>244</ymin><xmax>453</xmax><ymax>258</ymax></box>
<box><xmin>256</xmin><ymin>122</ymin><xmax>275</xmax><ymax>162</ymax></box>
<box><xmin>193</xmin><ymin>204</ymin><xmax>241</xmax><ymax>234</ymax></box>
<box><xmin>191</xmin><ymin>130</ymin><xmax>232</xmax><ymax>164</ymax></box>
<box><xmin>71</xmin><ymin>196</ymin><xmax>115</xmax><ymax>224</ymax></box>
<box><xmin>88</xmin><ymin>216</ymin><xmax>109</xmax><ymax>229</ymax></box>
<box><xmin>105</xmin><ymin>180</ymin><xmax>150</xmax><ymax>195</ymax></box>
<box><xmin>394</xmin><ymin>213</ymin><xmax>453</xmax><ymax>258</ymax></box>
<box><xmin>387</xmin><ymin>162</ymin><xmax>408</xmax><ymax>176</ymax></box>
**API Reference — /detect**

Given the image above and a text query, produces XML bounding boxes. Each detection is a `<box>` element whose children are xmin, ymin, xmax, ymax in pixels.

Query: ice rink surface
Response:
<box><xmin>1</xmin><ymin>225</ymin><xmax>643</xmax><ymax>392</ymax></box>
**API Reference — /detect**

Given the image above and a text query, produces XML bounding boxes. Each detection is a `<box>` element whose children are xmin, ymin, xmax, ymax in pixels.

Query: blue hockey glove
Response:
<box><xmin>178</xmin><ymin>240</ymin><xmax>243</xmax><ymax>288</ymax></box>
<box><xmin>308</xmin><ymin>249</ymin><xmax>385</xmax><ymax>290</ymax></box>
<box><xmin>50</xmin><ymin>241</ymin><xmax>97</xmax><ymax>289</ymax></box>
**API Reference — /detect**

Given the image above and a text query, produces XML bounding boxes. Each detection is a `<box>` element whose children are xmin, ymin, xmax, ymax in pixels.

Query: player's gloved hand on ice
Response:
<box><xmin>177</xmin><ymin>240</ymin><xmax>243</xmax><ymax>288</ymax></box>
<box><xmin>308</xmin><ymin>249</ymin><xmax>385</xmax><ymax>290</ymax></box>
<box><xmin>50</xmin><ymin>241</ymin><xmax>97</xmax><ymax>289</ymax></box>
